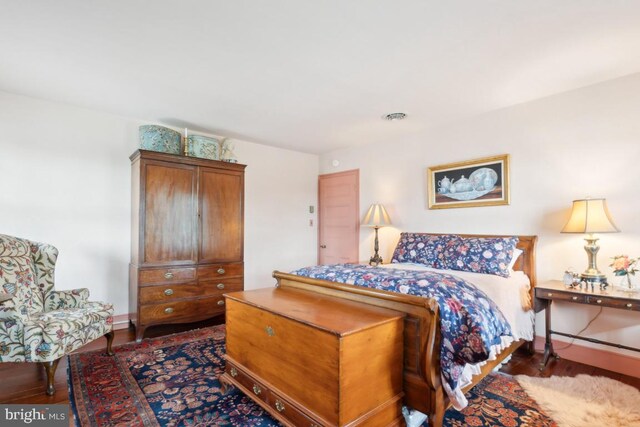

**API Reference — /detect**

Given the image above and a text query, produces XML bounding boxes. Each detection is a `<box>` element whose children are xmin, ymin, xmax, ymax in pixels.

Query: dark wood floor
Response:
<box><xmin>2</xmin><ymin>318</ymin><xmax>638</xmax><ymax>411</ymax></box>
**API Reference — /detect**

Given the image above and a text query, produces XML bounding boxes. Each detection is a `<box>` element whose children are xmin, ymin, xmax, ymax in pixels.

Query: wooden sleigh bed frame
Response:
<box><xmin>272</xmin><ymin>234</ymin><xmax>537</xmax><ymax>427</ymax></box>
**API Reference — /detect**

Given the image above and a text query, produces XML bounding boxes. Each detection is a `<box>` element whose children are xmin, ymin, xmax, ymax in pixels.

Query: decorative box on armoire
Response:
<box><xmin>129</xmin><ymin>149</ymin><xmax>245</xmax><ymax>341</ymax></box>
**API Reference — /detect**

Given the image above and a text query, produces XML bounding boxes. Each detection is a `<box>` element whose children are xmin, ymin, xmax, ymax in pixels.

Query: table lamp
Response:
<box><xmin>362</xmin><ymin>203</ymin><xmax>392</xmax><ymax>266</ymax></box>
<box><xmin>561</xmin><ymin>198</ymin><xmax>619</xmax><ymax>286</ymax></box>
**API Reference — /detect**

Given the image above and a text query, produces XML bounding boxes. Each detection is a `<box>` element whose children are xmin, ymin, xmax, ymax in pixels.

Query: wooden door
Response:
<box><xmin>199</xmin><ymin>167</ymin><xmax>244</xmax><ymax>263</ymax></box>
<box><xmin>318</xmin><ymin>170</ymin><xmax>359</xmax><ymax>264</ymax></box>
<box><xmin>142</xmin><ymin>160</ymin><xmax>198</xmax><ymax>265</ymax></box>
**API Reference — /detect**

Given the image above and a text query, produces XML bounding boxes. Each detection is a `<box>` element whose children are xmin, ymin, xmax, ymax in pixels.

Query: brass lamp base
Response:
<box><xmin>369</xmin><ymin>254</ymin><xmax>383</xmax><ymax>266</ymax></box>
<box><xmin>580</xmin><ymin>272</ymin><xmax>608</xmax><ymax>286</ymax></box>
<box><xmin>581</xmin><ymin>235</ymin><xmax>608</xmax><ymax>289</ymax></box>
<box><xmin>369</xmin><ymin>226</ymin><xmax>383</xmax><ymax>266</ymax></box>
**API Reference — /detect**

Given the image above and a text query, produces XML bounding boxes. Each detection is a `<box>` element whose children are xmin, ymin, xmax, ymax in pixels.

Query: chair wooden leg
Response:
<box><xmin>43</xmin><ymin>359</ymin><xmax>60</xmax><ymax>396</ymax></box>
<box><xmin>105</xmin><ymin>330</ymin><xmax>115</xmax><ymax>356</ymax></box>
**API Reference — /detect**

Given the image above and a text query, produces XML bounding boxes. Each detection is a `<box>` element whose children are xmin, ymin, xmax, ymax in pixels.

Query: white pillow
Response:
<box><xmin>508</xmin><ymin>248</ymin><xmax>523</xmax><ymax>271</ymax></box>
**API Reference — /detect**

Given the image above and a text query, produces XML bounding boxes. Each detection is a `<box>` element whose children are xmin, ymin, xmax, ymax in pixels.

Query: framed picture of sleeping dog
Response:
<box><xmin>427</xmin><ymin>154</ymin><xmax>510</xmax><ymax>209</ymax></box>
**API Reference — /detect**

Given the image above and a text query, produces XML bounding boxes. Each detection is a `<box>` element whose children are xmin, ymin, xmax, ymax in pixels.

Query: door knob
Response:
<box><xmin>320</xmin><ymin>245</ymin><xmax>327</xmax><ymax>248</ymax></box>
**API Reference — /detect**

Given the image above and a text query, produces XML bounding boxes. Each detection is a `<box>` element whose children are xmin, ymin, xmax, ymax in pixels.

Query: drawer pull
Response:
<box><xmin>230</xmin><ymin>367</ymin><xmax>238</xmax><ymax>378</ymax></box>
<box><xmin>252</xmin><ymin>384</ymin><xmax>262</xmax><ymax>395</ymax></box>
<box><xmin>596</xmin><ymin>299</ymin><xmax>603</xmax><ymax>304</ymax></box>
<box><xmin>275</xmin><ymin>399</ymin><xmax>285</xmax><ymax>413</ymax></box>
<box><xmin>265</xmin><ymin>326</ymin><xmax>275</xmax><ymax>337</ymax></box>
<box><xmin>217</xmin><ymin>283</ymin><xmax>225</xmax><ymax>290</ymax></box>
<box><xmin>572</xmin><ymin>296</ymin><xmax>578</xmax><ymax>301</ymax></box>
<box><xmin>547</xmin><ymin>293</ymin><xmax>553</xmax><ymax>297</ymax></box>
<box><xmin>217</xmin><ymin>300</ymin><xmax>225</xmax><ymax>306</ymax></box>
<box><xmin>164</xmin><ymin>307</ymin><xmax>174</xmax><ymax>314</ymax></box>
<box><xmin>164</xmin><ymin>272</ymin><xmax>174</xmax><ymax>279</ymax></box>
<box><xmin>217</xmin><ymin>268</ymin><xmax>226</xmax><ymax>275</ymax></box>
<box><xmin>164</xmin><ymin>289</ymin><xmax>174</xmax><ymax>296</ymax></box>
<box><xmin>627</xmin><ymin>303</ymin><xmax>633</xmax><ymax>308</ymax></box>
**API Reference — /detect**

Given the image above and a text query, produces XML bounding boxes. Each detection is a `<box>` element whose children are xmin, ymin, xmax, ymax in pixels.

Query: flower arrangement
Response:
<box><xmin>610</xmin><ymin>255</ymin><xmax>638</xmax><ymax>276</ymax></box>
<box><xmin>610</xmin><ymin>255</ymin><xmax>638</xmax><ymax>289</ymax></box>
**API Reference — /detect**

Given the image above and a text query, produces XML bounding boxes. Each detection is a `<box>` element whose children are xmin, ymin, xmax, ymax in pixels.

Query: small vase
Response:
<box><xmin>618</xmin><ymin>274</ymin><xmax>635</xmax><ymax>291</ymax></box>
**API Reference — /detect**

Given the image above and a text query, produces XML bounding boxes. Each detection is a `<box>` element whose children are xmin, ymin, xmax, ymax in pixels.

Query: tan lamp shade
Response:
<box><xmin>362</xmin><ymin>204</ymin><xmax>392</xmax><ymax>227</ymax></box>
<box><xmin>561</xmin><ymin>198</ymin><xmax>619</xmax><ymax>234</ymax></box>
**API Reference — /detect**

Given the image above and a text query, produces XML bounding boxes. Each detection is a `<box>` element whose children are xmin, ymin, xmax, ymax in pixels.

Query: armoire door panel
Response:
<box><xmin>143</xmin><ymin>162</ymin><xmax>198</xmax><ymax>264</ymax></box>
<box><xmin>199</xmin><ymin>169</ymin><xmax>244</xmax><ymax>262</ymax></box>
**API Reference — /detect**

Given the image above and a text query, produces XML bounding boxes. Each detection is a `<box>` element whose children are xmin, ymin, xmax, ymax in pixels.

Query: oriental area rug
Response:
<box><xmin>68</xmin><ymin>325</ymin><xmax>555</xmax><ymax>427</ymax></box>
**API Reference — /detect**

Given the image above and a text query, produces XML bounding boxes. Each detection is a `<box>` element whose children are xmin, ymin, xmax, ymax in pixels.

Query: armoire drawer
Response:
<box><xmin>139</xmin><ymin>296</ymin><xmax>226</xmax><ymax>322</ymax></box>
<box><xmin>139</xmin><ymin>278</ymin><xmax>243</xmax><ymax>304</ymax></box>
<box><xmin>139</xmin><ymin>267</ymin><xmax>197</xmax><ymax>284</ymax></box>
<box><xmin>198</xmin><ymin>263</ymin><xmax>243</xmax><ymax>280</ymax></box>
<box><xmin>200</xmin><ymin>278</ymin><xmax>243</xmax><ymax>295</ymax></box>
<box><xmin>139</xmin><ymin>282</ymin><xmax>200</xmax><ymax>304</ymax></box>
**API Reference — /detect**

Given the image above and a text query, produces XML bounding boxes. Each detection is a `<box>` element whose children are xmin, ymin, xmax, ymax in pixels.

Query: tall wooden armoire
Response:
<box><xmin>129</xmin><ymin>149</ymin><xmax>245</xmax><ymax>341</ymax></box>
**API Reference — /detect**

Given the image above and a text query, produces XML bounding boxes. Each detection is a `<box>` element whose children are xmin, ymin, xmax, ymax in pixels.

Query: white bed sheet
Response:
<box><xmin>380</xmin><ymin>263</ymin><xmax>535</xmax><ymax>411</ymax></box>
<box><xmin>381</xmin><ymin>263</ymin><xmax>535</xmax><ymax>341</ymax></box>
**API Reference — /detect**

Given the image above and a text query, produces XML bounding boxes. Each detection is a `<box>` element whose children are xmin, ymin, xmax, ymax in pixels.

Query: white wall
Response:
<box><xmin>320</xmin><ymin>73</ymin><xmax>640</xmax><ymax>357</ymax></box>
<box><xmin>0</xmin><ymin>90</ymin><xmax>318</xmax><ymax>316</ymax></box>
<box><xmin>235</xmin><ymin>141</ymin><xmax>318</xmax><ymax>288</ymax></box>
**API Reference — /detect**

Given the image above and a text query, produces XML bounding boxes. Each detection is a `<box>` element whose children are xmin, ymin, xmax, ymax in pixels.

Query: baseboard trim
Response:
<box><xmin>534</xmin><ymin>335</ymin><xmax>640</xmax><ymax>378</ymax></box>
<box><xmin>112</xmin><ymin>313</ymin><xmax>130</xmax><ymax>331</ymax></box>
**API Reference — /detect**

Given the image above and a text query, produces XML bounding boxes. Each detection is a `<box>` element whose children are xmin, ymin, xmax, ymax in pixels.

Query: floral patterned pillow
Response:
<box><xmin>391</xmin><ymin>233</ymin><xmax>459</xmax><ymax>268</ymax></box>
<box><xmin>440</xmin><ymin>236</ymin><xmax>519</xmax><ymax>277</ymax></box>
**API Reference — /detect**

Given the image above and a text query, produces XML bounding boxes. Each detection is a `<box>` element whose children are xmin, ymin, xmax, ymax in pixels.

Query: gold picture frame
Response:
<box><xmin>427</xmin><ymin>154</ymin><xmax>510</xmax><ymax>209</ymax></box>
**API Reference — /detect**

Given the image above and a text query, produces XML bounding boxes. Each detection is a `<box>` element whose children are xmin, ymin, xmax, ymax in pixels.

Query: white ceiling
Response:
<box><xmin>2</xmin><ymin>1</ymin><xmax>640</xmax><ymax>154</ymax></box>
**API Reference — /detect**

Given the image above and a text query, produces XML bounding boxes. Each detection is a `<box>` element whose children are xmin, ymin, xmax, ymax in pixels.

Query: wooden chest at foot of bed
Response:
<box><xmin>220</xmin><ymin>287</ymin><xmax>406</xmax><ymax>427</ymax></box>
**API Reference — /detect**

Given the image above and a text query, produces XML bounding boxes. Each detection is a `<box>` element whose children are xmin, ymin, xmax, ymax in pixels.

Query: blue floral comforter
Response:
<box><xmin>290</xmin><ymin>264</ymin><xmax>512</xmax><ymax>401</ymax></box>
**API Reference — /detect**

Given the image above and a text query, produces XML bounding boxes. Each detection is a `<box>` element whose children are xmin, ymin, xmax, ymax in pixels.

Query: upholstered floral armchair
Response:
<box><xmin>0</xmin><ymin>234</ymin><xmax>114</xmax><ymax>395</ymax></box>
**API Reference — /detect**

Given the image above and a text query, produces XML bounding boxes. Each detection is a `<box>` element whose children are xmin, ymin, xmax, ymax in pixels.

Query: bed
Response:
<box><xmin>272</xmin><ymin>233</ymin><xmax>537</xmax><ymax>427</ymax></box>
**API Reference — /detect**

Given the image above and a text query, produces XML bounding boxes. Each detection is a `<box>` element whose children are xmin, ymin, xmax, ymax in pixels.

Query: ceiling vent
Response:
<box><xmin>383</xmin><ymin>112</ymin><xmax>407</xmax><ymax>121</ymax></box>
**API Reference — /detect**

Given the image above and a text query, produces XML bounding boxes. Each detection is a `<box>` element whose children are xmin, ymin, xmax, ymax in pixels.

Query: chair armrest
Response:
<box><xmin>45</xmin><ymin>288</ymin><xmax>90</xmax><ymax>311</ymax></box>
<box><xmin>0</xmin><ymin>296</ymin><xmax>27</xmax><ymax>322</ymax></box>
